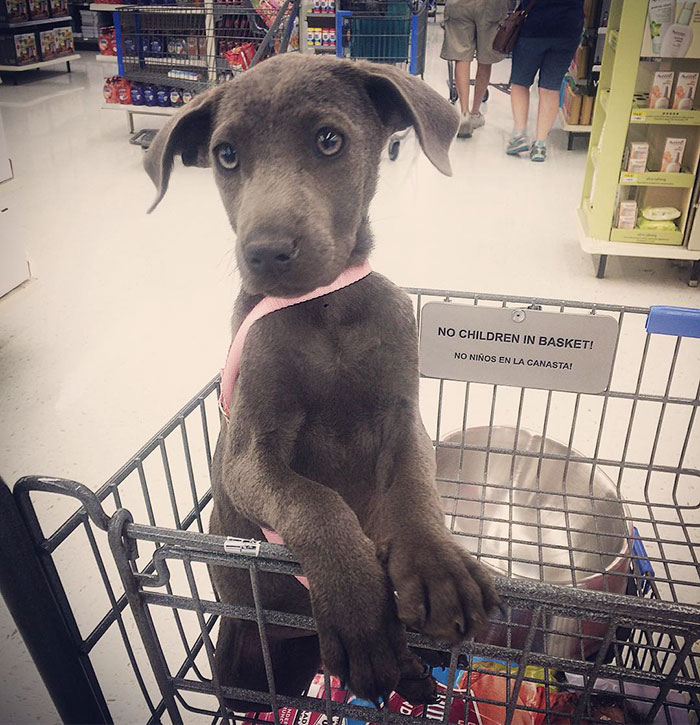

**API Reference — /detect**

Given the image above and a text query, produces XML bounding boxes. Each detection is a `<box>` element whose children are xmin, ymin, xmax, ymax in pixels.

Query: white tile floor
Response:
<box><xmin>0</xmin><ymin>18</ymin><xmax>698</xmax><ymax>724</ymax></box>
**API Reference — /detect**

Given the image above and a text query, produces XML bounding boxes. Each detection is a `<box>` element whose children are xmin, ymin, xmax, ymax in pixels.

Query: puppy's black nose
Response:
<box><xmin>244</xmin><ymin>240</ymin><xmax>298</xmax><ymax>275</ymax></box>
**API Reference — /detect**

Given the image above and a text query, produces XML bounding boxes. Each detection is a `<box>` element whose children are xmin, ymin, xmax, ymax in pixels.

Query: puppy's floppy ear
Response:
<box><xmin>357</xmin><ymin>62</ymin><xmax>459</xmax><ymax>176</ymax></box>
<box><xmin>143</xmin><ymin>85</ymin><xmax>223</xmax><ymax>212</ymax></box>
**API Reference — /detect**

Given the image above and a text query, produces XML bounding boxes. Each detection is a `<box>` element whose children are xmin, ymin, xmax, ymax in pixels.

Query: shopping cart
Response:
<box><xmin>336</xmin><ymin>0</ymin><xmax>428</xmax><ymax>160</ymax></box>
<box><xmin>1</xmin><ymin>289</ymin><xmax>699</xmax><ymax>724</ymax></box>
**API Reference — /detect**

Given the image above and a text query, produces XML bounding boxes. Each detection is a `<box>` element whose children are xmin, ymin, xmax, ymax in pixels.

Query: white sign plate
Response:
<box><xmin>419</xmin><ymin>303</ymin><xmax>618</xmax><ymax>394</ymax></box>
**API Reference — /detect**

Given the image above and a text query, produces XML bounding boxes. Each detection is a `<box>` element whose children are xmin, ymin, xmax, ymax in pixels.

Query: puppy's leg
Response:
<box><xmin>214</xmin><ymin>617</ymin><xmax>320</xmax><ymax>712</ymax></box>
<box><xmin>216</xmin><ymin>410</ymin><xmax>407</xmax><ymax>703</ymax></box>
<box><xmin>209</xmin><ymin>504</ymin><xmax>319</xmax><ymax>710</ymax></box>
<box><xmin>367</xmin><ymin>417</ymin><xmax>500</xmax><ymax>646</ymax></box>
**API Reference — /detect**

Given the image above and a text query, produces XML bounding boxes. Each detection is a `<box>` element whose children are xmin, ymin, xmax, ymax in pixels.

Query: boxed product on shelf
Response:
<box><xmin>38</xmin><ymin>27</ymin><xmax>56</xmax><ymax>59</ymax></box>
<box><xmin>48</xmin><ymin>0</ymin><xmax>66</xmax><ymax>16</ymax></box>
<box><xmin>562</xmin><ymin>82</ymin><xmax>582</xmax><ymax>125</ymax></box>
<box><xmin>659</xmin><ymin>137</ymin><xmax>687</xmax><ymax>172</ymax></box>
<box><xmin>579</xmin><ymin>94</ymin><xmax>595</xmax><ymax>125</ymax></box>
<box><xmin>649</xmin><ymin>70</ymin><xmax>674</xmax><ymax>108</ymax></box>
<box><xmin>569</xmin><ymin>42</ymin><xmax>589</xmax><ymax>80</ymax></box>
<box><xmin>673</xmin><ymin>71</ymin><xmax>698</xmax><ymax>109</ymax></box>
<box><xmin>0</xmin><ymin>30</ymin><xmax>38</xmax><ymax>64</ymax></box>
<box><xmin>623</xmin><ymin>141</ymin><xmax>650</xmax><ymax>172</ymax></box>
<box><xmin>0</xmin><ymin>0</ymin><xmax>29</xmax><ymax>22</ymax></box>
<box><xmin>54</xmin><ymin>25</ymin><xmax>72</xmax><ymax>55</ymax></box>
<box><xmin>616</xmin><ymin>200</ymin><xmax>638</xmax><ymax>229</ymax></box>
<box><xmin>27</xmin><ymin>0</ymin><xmax>48</xmax><ymax>19</ymax></box>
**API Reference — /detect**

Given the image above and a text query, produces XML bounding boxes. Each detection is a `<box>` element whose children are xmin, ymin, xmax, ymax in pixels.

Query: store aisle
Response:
<box><xmin>0</xmin><ymin>19</ymin><xmax>698</xmax><ymax>724</ymax></box>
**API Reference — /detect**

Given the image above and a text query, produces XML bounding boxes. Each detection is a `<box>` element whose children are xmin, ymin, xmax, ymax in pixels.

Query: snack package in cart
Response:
<box><xmin>240</xmin><ymin>661</ymin><xmax>647</xmax><ymax>725</ymax></box>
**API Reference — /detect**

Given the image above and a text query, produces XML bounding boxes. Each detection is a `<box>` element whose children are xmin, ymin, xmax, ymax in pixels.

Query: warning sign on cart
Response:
<box><xmin>419</xmin><ymin>303</ymin><xmax>618</xmax><ymax>394</ymax></box>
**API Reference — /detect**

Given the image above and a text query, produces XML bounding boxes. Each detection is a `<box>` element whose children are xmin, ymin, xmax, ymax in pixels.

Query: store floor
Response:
<box><xmin>0</xmin><ymin>20</ymin><xmax>698</xmax><ymax>723</ymax></box>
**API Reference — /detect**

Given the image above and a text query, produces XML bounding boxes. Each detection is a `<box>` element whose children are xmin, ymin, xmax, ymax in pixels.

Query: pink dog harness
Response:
<box><xmin>219</xmin><ymin>260</ymin><xmax>373</xmax><ymax>587</ymax></box>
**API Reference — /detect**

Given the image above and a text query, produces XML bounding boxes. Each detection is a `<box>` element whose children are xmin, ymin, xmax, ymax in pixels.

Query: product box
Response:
<box><xmin>649</xmin><ymin>71</ymin><xmax>674</xmax><ymax>108</ymax></box>
<box><xmin>643</xmin><ymin>1</ymin><xmax>700</xmax><ymax>58</ymax></box>
<box><xmin>48</xmin><ymin>0</ymin><xmax>67</xmax><ymax>15</ymax></box>
<box><xmin>660</xmin><ymin>137</ymin><xmax>686</xmax><ymax>172</ymax></box>
<box><xmin>0</xmin><ymin>30</ymin><xmax>38</xmax><ymax>64</ymax></box>
<box><xmin>673</xmin><ymin>71</ymin><xmax>699</xmax><ymax>109</ymax></box>
<box><xmin>616</xmin><ymin>200</ymin><xmax>638</xmax><ymax>230</ymax></box>
<box><xmin>0</xmin><ymin>0</ymin><xmax>29</xmax><ymax>21</ymax></box>
<box><xmin>55</xmin><ymin>25</ymin><xmax>73</xmax><ymax>55</ymax></box>
<box><xmin>562</xmin><ymin>83</ymin><xmax>582</xmax><ymax>125</ymax></box>
<box><xmin>569</xmin><ymin>43</ymin><xmax>589</xmax><ymax>81</ymax></box>
<box><xmin>623</xmin><ymin>141</ymin><xmax>650</xmax><ymax>173</ymax></box>
<box><xmin>580</xmin><ymin>94</ymin><xmax>595</xmax><ymax>126</ymax></box>
<box><xmin>38</xmin><ymin>27</ymin><xmax>56</xmax><ymax>59</ymax></box>
<box><xmin>27</xmin><ymin>0</ymin><xmax>49</xmax><ymax>19</ymax></box>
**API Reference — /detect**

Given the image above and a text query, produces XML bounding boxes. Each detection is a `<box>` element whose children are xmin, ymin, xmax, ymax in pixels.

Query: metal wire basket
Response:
<box><xmin>114</xmin><ymin>0</ymin><xmax>300</xmax><ymax>94</ymax></box>
<box><xmin>1</xmin><ymin>288</ymin><xmax>699</xmax><ymax>724</ymax></box>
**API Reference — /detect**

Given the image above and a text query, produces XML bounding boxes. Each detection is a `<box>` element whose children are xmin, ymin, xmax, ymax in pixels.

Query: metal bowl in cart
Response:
<box><xmin>436</xmin><ymin>426</ymin><xmax>633</xmax><ymax>660</ymax></box>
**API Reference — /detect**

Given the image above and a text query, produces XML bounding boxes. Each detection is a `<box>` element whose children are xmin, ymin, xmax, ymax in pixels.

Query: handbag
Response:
<box><xmin>492</xmin><ymin>0</ymin><xmax>536</xmax><ymax>55</ymax></box>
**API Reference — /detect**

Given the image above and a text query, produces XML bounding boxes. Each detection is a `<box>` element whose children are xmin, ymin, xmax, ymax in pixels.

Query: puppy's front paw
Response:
<box><xmin>310</xmin><ymin>558</ymin><xmax>404</xmax><ymax>703</ymax></box>
<box><xmin>388</xmin><ymin>532</ymin><xmax>499</xmax><ymax>643</ymax></box>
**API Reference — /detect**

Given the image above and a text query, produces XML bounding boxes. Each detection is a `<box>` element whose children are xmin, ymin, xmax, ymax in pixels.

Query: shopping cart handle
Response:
<box><xmin>646</xmin><ymin>305</ymin><xmax>700</xmax><ymax>338</ymax></box>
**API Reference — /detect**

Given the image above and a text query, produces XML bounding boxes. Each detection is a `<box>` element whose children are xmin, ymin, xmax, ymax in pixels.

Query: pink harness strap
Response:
<box><xmin>219</xmin><ymin>260</ymin><xmax>373</xmax><ymax>590</ymax></box>
<box><xmin>219</xmin><ymin>260</ymin><xmax>372</xmax><ymax>419</ymax></box>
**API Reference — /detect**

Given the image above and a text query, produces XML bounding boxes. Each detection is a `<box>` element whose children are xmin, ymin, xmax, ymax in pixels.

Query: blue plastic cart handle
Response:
<box><xmin>646</xmin><ymin>306</ymin><xmax>700</xmax><ymax>338</ymax></box>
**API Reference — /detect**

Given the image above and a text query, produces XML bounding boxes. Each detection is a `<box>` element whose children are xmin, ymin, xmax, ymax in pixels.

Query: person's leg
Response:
<box><xmin>506</xmin><ymin>36</ymin><xmax>542</xmax><ymax>153</ymax></box>
<box><xmin>455</xmin><ymin>60</ymin><xmax>472</xmax><ymax>116</ymax></box>
<box><xmin>471</xmin><ymin>62</ymin><xmax>491</xmax><ymax>115</ymax></box>
<box><xmin>535</xmin><ymin>87</ymin><xmax>560</xmax><ymax>141</ymax></box>
<box><xmin>531</xmin><ymin>35</ymin><xmax>580</xmax><ymax>160</ymax></box>
<box><xmin>510</xmin><ymin>84</ymin><xmax>530</xmax><ymax>135</ymax></box>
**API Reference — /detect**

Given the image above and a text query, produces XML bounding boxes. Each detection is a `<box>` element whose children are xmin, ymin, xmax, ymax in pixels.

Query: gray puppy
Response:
<box><xmin>145</xmin><ymin>53</ymin><xmax>498</xmax><ymax>710</ymax></box>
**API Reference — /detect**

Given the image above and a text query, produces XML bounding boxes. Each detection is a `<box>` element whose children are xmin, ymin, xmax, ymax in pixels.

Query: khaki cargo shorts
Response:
<box><xmin>441</xmin><ymin>0</ymin><xmax>510</xmax><ymax>64</ymax></box>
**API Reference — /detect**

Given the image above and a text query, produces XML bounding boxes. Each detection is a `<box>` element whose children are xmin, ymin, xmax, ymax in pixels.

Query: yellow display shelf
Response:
<box><xmin>578</xmin><ymin>209</ymin><xmax>699</xmax><ymax>257</ymax></box>
<box><xmin>629</xmin><ymin>108</ymin><xmax>700</xmax><ymax>125</ymax></box>
<box><xmin>598</xmin><ymin>89</ymin><xmax>610</xmax><ymax>114</ymax></box>
<box><xmin>609</xmin><ymin>228</ymin><xmax>683</xmax><ymax>245</ymax></box>
<box><xmin>618</xmin><ymin>171</ymin><xmax>696</xmax><ymax>187</ymax></box>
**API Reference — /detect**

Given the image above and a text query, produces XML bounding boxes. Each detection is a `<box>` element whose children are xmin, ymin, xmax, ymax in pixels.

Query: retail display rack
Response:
<box><xmin>560</xmin><ymin>0</ymin><xmax>609</xmax><ymax>150</ymax></box>
<box><xmin>0</xmin><ymin>0</ymin><xmax>79</xmax><ymax>79</ymax></box>
<box><xmin>578</xmin><ymin>0</ymin><xmax>700</xmax><ymax>285</ymax></box>
<box><xmin>103</xmin><ymin>0</ymin><xmax>299</xmax><ymax>131</ymax></box>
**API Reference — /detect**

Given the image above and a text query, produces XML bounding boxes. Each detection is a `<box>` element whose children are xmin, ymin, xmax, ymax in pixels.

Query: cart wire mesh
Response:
<box><xmin>336</xmin><ymin>0</ymin><xmax>427</xmax><ymax>75</ymax></box>
<box><xmin>4</xmin><ymin>289</ymin><xmax>700</xmax><ymax>724</ymax></box>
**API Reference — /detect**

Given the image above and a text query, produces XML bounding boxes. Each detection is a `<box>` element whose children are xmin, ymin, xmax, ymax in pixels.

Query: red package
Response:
<box><xmin>103</xmin><ymin>76</ymin><xmax>117</xmax><ymax>104</ymax></box>
<box><xmin>98</xmin><ymin>26</ymin><xmax>115</xmax><ymax>55</ymax></box>
<box><xmin>116</xmin><ymin>77</ymin><xmax>131</xmax><ymax>105</ymax></box>
<box><xmin>224</xmin><ymin>41</ymin><xmax>255</xmax><ymax>71</ymax></box>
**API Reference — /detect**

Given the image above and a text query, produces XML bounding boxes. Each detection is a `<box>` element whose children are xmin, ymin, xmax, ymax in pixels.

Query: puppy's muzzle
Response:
<box><xmin>243</xmin><ymin>238</ymin><xmax>299</xmax><ymax>276</ymax></box>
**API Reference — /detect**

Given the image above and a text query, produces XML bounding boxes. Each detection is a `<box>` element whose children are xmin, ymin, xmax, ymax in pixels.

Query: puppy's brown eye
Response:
<box><xmin>315</xmin><ymin>127</ymin><xmax>344</xmax><ymax>157</ymax></box>
<box><xmin>215</xmin><ymin>143</ymin><xmax>239</xmax><ymax>170</ymax></box>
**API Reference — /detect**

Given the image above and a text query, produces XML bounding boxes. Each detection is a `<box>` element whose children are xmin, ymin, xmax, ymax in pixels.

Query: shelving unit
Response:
<box><xmin>559</xmin><ymin>0</ymin><xmax>609</xmax><ymax>148</ymax></box>
<box><xmin>0</xmin><ymin>52</ymin><xmax>79</xmax><ymax>72</ymax></box>
<box><xmin>303</xmin><ymin>2</ymin><xmax>335</xmax><ymax>55</ymax></box>
<box><xmin>103</xmin><ymin>0</ymin><xmax>299</xmax><ymax>132</ymax></box>
<box><xmin>0</xmin><ymin>5</ymin><xmax>76</xmax><ymax>78</ymax></box>
<box><xmin>578</xmin><ymin>0</ymin><xmax>700</xmax><ymax>285</ymax></box>
<box><xmin>101</xmin><ymin>101</ymin><xmax>175</xmax><ymax>132</ymax></box>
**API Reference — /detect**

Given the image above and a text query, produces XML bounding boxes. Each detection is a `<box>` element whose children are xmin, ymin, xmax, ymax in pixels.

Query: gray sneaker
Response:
<box><xmin>506</xmin><ymin>133</ymin><xmax>530</xmax><ymax>155</ymax></box>
<box><xmin>530</xmin><ymin>141</ymin><xmax>547</xmax><ymax>162</ymax></box>
<box><xmin>457</xmin><ymin>114</ymin><xmax>473</xmax><ymax>138</ymax></box>
<box><xmin>470</xmin><ymin>112</ymin><xmax>485</xmax><ymax>130</ymax></box>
